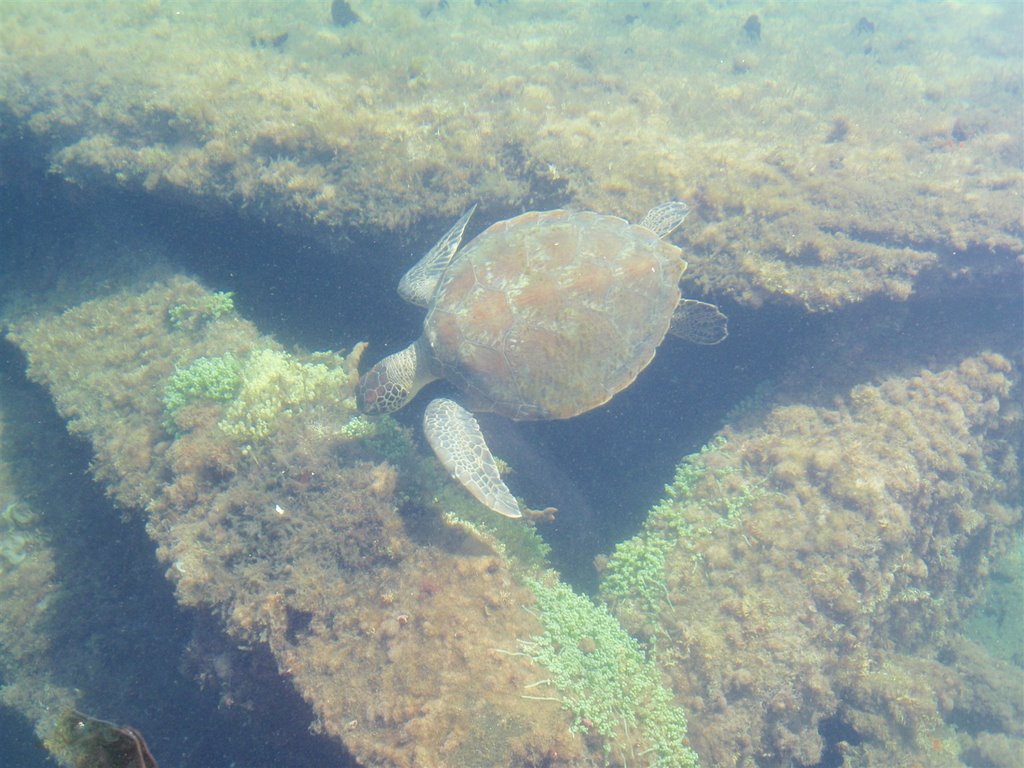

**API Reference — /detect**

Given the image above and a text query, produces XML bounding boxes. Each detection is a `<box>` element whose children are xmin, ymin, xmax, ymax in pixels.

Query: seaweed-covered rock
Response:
<box><xmin>1</xmin><ymin>2</ymin><xmax>1019</xmax><ymax>309</ymax></box>
<box><xmin>602</xmin><ymin>353</ymin><xmax>1022</xmax><ymax>766</ymax></box>
<box><xmin>7</xmin><ymin>275</ymin><xmax>669</xmax><ymax>766</ymax></box>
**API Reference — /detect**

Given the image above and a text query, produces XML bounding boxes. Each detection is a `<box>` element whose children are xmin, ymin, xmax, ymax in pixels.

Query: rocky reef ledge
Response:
<box><xmin>2</xmin><ymin>1</ymin><xmax>1020</xmax><ymax>310</ymax></box>
<box><xmin>6</xmin><ymin>274</ymin><xmax>695</xmax><ymax>767</ymax></box>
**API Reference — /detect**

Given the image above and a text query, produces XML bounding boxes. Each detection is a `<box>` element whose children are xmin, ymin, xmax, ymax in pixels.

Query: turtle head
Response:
<box><xmin>356</xmin><ymin>340</ymin><xmax>436</xmax><ymax>414</ymax></box>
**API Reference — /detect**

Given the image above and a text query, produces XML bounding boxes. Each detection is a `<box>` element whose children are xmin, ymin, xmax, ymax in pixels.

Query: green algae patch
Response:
<box><xmin>522</xmin><ymin>577</ymin><xmax>697</xmax><ymax>768</ymax></box>
<box><xmin>602</xmin><ymin>437</ymin><xmax>759</xmax><ymax>624</ymax></box>
<box><xmin>347</xmin><ymin>409</ymin><xmax>554</xmax><ymax>571</ymax></box>
<box><xmin>168</xmin><ymin>290</ymin><xmax>235</xmax><ymax>330</ymax></box>
<box><xmin>441</xmin><ymin>504</ymin><xmax>552</xmax><ymax>573</ymax></box>
<box><xmin>162</xmin><ymin>353</ymin><xmax>242</xmax><ymax>431</ymax></box>
<box><xmin>218</xmin><ymin>348</ymin><xmax>355</xmax><ymax>444</ymax></box>
<box><xmin>161</xmin><ymin>343</ymin><xmax>365</xmax><ymax>448</ymax></box>
<box><xmin>435</xmin><ymin>471</ymin><xmax>552</xmax><ymax>571</ymax></box>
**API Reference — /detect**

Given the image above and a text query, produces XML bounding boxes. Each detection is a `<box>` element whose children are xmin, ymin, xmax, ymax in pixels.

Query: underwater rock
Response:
<box><xmin>1</xmin><ymin>2</ymin><xmax>1019</xmax><ymax>310</ymax></box>
<box><xmin>603</xmin><ymin>352</ymin><xmax>1022</xmax><ymax>766</ymax></box>
<box><xmin>7</xmin><ymin>275</ymin><xmax>631</xmax><ymax>766</ymax></box>
<box><xmin>249</xmin><ymin>32</ymin><xmax>289</xmax><ymax>50</ymax></box>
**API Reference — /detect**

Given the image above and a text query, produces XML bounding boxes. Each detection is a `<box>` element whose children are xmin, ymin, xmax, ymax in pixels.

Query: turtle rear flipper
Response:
<box><xmin>669</xmin><ymin>299</ymin><xmax>729</xmax><ymax>344</ymax></box>
<box><xmin>424</xmin><ymin>398</ymin><xmax>522</xmax><ymax>518</ymax></box>
<box><xmin>398</xmin><ymin>205</ymin><xmax>477</xmax><ymax>307</ymax></box>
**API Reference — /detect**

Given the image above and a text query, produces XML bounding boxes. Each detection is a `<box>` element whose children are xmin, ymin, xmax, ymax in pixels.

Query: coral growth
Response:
<box><xmin>168</xmin><ymin>290</ymin><xmax>235</xmax><ymax>330</ymax></box>
<box><xmin>603</xmin><ymin>353</ymin><xmax>1022</xmax><ymax>766</ymax></box>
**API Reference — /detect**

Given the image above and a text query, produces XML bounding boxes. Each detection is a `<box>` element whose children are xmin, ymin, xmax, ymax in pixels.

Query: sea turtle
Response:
<box><xmin>356</xmin><ymin>202</ymin><xmax>727</xmax><ymax>518</ymax></box>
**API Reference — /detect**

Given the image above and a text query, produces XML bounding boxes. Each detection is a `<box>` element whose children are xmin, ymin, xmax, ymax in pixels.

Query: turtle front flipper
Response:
<box><xmin>639</xmin><ymin>201</ymin><xmax>691</xmax><ymax>239</ymax></box>
<box><xmin>398</xmin><ymin>205</ymin><xmax>477</xmax><ymax>307</ymax></box>
<box><xmin>424</xmin><ymin>398</ymin><xmax>523</xmax><ymax>519</ymax></box>
<box><xmin>669</xmin><ymin>299</ymin><xmax>729</xmax><ymax>344</ymax></box>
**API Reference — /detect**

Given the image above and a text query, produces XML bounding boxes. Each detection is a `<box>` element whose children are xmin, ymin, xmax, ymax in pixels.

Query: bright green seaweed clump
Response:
<box><xmin>521</xmin><ymin>577</ymin><xmax>698</xmax><ymax>768</ymax></box>
<box><xmin>161</xmin><ymin>347</ymin><xmax>357</xmax><ymax>444</ymax></box>
<box><xmin>219</xmin><ymin>349</ymin><xmax>353</xmax><ymax>444</ymax></box>
<box><xmin>168</xmin><ymin>290</ymin><xmax>235</xmax><ymax>330</ymax></box>
<box><xmin>602</xmin><ymin>438</ymin><xmax>758</xmax><ymax>618</ymax></box>
<box><xmin>162</xmin><ymin>353</ymin><xmax>242</xmax><ymax>431</ymax></box>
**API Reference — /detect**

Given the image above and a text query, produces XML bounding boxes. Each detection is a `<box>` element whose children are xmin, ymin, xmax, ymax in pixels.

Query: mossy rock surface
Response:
<box><xmin>2</xmin><ymin>1</ymin><xmax>1020</xmax><ymax>310</ymax></box>
<box><xmin>603</xmin><ymin>353</ymin><xmax>1023</xmax><ymax>767</ymax></box>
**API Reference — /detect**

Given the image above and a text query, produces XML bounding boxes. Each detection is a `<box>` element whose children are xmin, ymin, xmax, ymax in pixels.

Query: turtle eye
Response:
<box><xmin>356</xmin><ymin>372</ymin><xmax>381</xmax><ymax>412</ymax></box>
<box><xmin>356</xmin><ymin>387</ymin><xmax>375</xmax><ymax>411</ymax></box>
<box><xmin>357</xmin><ymin>368</ymin><xmax>407</xmax><ymax>414</ymax></box>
